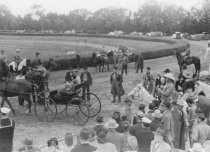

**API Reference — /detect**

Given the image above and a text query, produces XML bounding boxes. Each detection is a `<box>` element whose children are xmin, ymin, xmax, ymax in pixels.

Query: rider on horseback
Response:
<box><xmin>14</xmin><ymin>49</ymin><xmax>23</xmax><ymax>71</ymax></box>
<box><xmin>183</xmin><ymin>44</ymin><xmax>191</xmax><ymax>63</ymax></box>
<box><xmin>0</xmin><ymin>49</ymin><xmax>7</xmax><ymax>63</ymax></box>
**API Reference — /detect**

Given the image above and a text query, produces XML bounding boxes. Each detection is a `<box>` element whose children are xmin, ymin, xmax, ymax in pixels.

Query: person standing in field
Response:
<box><xmin>143</xmin><ymin>67</ymin><xmax>155</xmax><ymax>94</ymax></box>
<box><xmin>121</xmin><ymin>54</ymin><xmax>129</xmax><ymax>75</ymax></box>
<box><xmin>110</xmin><ymin>65</ymin><xmax>125</xmax><ymax>103</ymax></box>
<box><xmin>14</xmin><ymin>49</ymin><xmax>23</xmax><ymax>71</ymax></box>
<box><xmin>76</xmin><ymin>51</ymin><xmax>81</xmax><ymax>69</ymax></box>
<box><xmin>80</xmin><ymin>66</ymin><xmax>92</xmax><ymax>101</ymax></box>
<box><xmin>135</xmin><ymin>52</ymin><xmax>144</xmax><ymax>73</ymax></box>
<box><xmin>0</xmin><ymin>49</ymin><xmax>7</xmax><ymax>63</ymax></box>
<box><xmin>33</xmin><ymin>52</ymin><xmax>42</xmax><ymax>67</ymax></box>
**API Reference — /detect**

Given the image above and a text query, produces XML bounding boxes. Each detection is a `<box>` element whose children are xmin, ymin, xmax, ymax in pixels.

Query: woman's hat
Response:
<box><xmin>163</xmin><ymin>73</ymin><xmax>175</xmax><ymax>81</ymax></box>
<box><xmin>127</xmin><ymin>136</ymin><xmax>138</xmax><ymax>150</ymax></box>
<box><xmin>152</xmin><ymin>109</ymin><xmax>162</xmax><ymax>119</ymax></box>
<box><xmin>136</xmin><ymin>111</ymin><xmax>144</xmax><ymax>118</ymax></box>
<box><xmin>22</xmin><ymin>137</ymin><xmax>33</xmax><ymax>146</ymax></box>
<box><xmin>142</xmin><ymin>117</ymin><xmax>151</xmax><ymax>124</ymax></box>
<box><xmin>182</xmin><ymin>70</ymin><xmax>193</xmax><ymax>79</ymax></box>
<box><xmin>104</xmin><ymin>119</ymin><xmax>119</xmax><ymax>129</ymax></box>
<box><xmin>188</xmin><ymin>143</ymin><xmax>205</xmax><ymax>152</ymax></box>
<box><xmin>0</xmin><ymin>107</ymin><xmax>11</xmax><ymax>114</ymax></box>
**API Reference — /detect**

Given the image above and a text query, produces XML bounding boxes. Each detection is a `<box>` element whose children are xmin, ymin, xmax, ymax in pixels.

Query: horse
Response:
<box><xmin>128</xmin><ymin>82</ymin><xmax>155</xmax><ymax>109</ymax></box>
<box><xmin>0</xmin><ymin>60</ymin><xmax>9</xmax><ymax>80</ymax></box>
<box><xmin>92</xmin><ymin>51</ymin><xmax>113</xmax><ymax>72</ymax></box>
<box><xmin>173</xmin><ymin>49</ymin><xmax>201</xmax><ymax>76</ymax></box>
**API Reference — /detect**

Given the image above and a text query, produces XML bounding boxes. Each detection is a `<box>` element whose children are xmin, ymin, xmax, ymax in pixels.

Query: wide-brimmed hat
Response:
<box><xmin>0</xmin><ymin>107</ymin><xmax>11</xmax><ymax>114</ymax></box>
<box><xmin>22</xmin><ymin>137</ymin><xmax>33</xmax><ymax>146</ymax></box>
<box><xmin>163</xmin><ymin>73</ymin><xmax>175</xmax><ymax>81</ymax></box>
<box><xmin>182</xmin><ymin>70</ymin><xmax>193</xmax><ymax>79</ymax></box>
<box><xmin>142</xmin><ymin>117</ymin><xmax>151</xmax><ymax>124</ymax></box>
<box><xmin>189</xmin><ymin>143</ymin><xmax>205</xmax><ymax>152</ymax></box>
<box><xmin>152</xmin><ymin>109</ymin><xmax>162</xmax><ymax>119</ymax></box>
<box><xmin>104</xmin><ymin>119</ymin><xmax>119</xmax><ymax>129</ymax></box>
<box><xmin>164</xmin><ymin>69</ymin><xmax>171</xmax><ymax>73</ymax></box>
<box><xmin>127</xmin><ymin>136</ymin><xmax>138</xmax><ymax>150</ymax></box>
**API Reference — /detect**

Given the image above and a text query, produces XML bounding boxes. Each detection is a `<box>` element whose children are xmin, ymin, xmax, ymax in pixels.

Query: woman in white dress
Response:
<box><xmin>204</xmin><ymin>41</ymin><xmax>210</xmax><ymax>72</ymax></box>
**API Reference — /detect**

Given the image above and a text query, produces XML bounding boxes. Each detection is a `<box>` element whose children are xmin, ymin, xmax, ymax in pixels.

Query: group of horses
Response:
<box><xmin>0</xmin><ymin>58</ymin><xmax>57</xmax><ymax>115</ymax></box>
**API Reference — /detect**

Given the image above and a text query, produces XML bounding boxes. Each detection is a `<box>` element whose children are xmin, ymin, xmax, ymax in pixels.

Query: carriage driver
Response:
<box><xmin>14</xmin><ymin>49</ymin><xmax>23</xmax><ymax>70</ymax></box>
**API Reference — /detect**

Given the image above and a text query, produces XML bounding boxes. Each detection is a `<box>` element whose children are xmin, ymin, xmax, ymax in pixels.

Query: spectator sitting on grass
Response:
<box><xmin>112</xmin><ymin>110</ymin><xmax>124</xmax><ymax>133</ymax></box>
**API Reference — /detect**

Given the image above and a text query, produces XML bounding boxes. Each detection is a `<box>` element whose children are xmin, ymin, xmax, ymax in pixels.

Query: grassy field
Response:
<box><xmin>0</xmin><ymin>35</ymin><xmax>169</xmax><ymax>61</ymax></box>
<box><xmin>0</xmin><ymin>35</ymin><xmax>208</xmax><ymax>150</ymax></box>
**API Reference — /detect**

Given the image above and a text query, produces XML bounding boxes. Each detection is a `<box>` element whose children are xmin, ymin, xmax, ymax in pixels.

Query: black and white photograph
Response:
<box><xmin>0</xmin><ymin>0</ymin><xmax>210</xmax><ymax>151</ymax></box>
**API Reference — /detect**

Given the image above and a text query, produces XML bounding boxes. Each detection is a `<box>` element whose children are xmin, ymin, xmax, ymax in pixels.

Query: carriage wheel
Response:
<box><xmin>66</xmin><ymin>100</ymin><xmax>89</xmax><ymax>126</ymax></box>
<box><xmin>83</xmin><ymin>93</ymin><xmax>101</xmax><ymax>117</ymax></box>
<box><xmin>34</xmin><ymin>97</ymin><xmax>57</xmax><ymax>122</ymax></box>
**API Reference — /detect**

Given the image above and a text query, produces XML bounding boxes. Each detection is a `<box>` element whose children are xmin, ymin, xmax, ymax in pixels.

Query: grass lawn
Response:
<box><xmin>0</xmin><ymin>35</ymin><xmax>169</xmax><ymax>61</ymax></box>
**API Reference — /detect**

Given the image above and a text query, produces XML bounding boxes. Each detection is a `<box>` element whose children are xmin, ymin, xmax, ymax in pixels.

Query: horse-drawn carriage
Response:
<box><xmin>0</xmin><ymin>60</ymin><xmax>101</xmax><ymax>126</ymax></box>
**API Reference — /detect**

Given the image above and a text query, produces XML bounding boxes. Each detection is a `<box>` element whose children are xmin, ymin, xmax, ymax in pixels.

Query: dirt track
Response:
<box><xmin>7</xmin><ymin>40</ymin><xmax>209</xmax><ymax>150</ymax></box>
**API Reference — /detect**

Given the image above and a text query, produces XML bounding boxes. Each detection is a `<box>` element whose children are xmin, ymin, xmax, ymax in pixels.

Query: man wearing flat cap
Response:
<box><xmin>110</xmin><ymin>65</ymin><xmax>125</xmax><ymax>103</ymax></box>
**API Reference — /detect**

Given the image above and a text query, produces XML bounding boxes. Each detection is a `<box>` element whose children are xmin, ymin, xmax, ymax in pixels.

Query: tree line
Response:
<box><xmin>0</xmin><ymin>0</ymin><xmax>209</xmax><ymax>35</ymax></box>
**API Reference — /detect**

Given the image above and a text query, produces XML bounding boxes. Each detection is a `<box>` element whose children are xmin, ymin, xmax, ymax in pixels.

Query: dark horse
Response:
<box><xmin>92</xmin><ymin>51</ymin><xmax>113</xmax><ymax>72</ymax></box>
<box><xmin>0</xmin><ymin>60</ymin><xmax>44</xmax><ymax>115</ymax></box>
<box><xmin>173</xmin><ymin>48</ymin><xmax>201</xmax><ymax>76</ymax></box>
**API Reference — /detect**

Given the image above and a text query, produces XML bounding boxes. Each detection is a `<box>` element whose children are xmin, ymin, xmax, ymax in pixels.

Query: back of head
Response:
<box><xmin>64</xmin><ymin>133</ymin><xmax>73</xmax><ymax>147</ymax></box>
<box><xmin>79</xmin><ymin>128</ymin><xmax>90</xmax><ymax>142</ymax></box>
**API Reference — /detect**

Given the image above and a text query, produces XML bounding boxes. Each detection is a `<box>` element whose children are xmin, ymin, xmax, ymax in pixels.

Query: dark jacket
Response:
<box><xmin>136</xmin><ymin>54</ymin><xmax>144</xmax><ymax>69</ymax></box>
<box><xmin>65</xmin><ymin>71</ymin><xmax>73</xmax><ymax>83</ymax></box>
<box><xmin>0</xmin><ymin>119</ymin><xmax>15</xmax><ymax>152</ymax></box>
<box><xmin>150</xmin><ymin>119</ymin><xmax>163</xmax><ymax>132</ymax></box>
<box><xmin>80</xmin><ymin>71</ymin><xmax>92</xmax><ymax>85</ymax></box>
<box><xmin>110</xmin><ymin>72</ymin><xmax>125</xmax><ymax>96</ymax></box>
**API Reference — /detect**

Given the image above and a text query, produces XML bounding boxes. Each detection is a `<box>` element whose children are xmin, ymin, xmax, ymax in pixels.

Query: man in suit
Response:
<box><xmin>80</xmin><ymin>66</ymin><xmax>92</xmax><ymax>101</ymax></box>
<box><xmin>136</xmin><ymin>52</ymin><xmax>144</xmax><ymax>73</ymax></box>
<box><xmin>121</xmin><ymin>54</ymin><xmax>129</xmax><ymax>75</ymax></box>
<box><xmin>110</xmin><ymin>65</ymin><xmax>125</xmax><ymax>103</ymax></box>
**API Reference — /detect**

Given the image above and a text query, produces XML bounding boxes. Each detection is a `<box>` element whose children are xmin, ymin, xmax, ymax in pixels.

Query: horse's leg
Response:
<box><xmin>3</xmin><ymin>97</ymin><xmax>15</xmax><ymax>116</ymax></box>
<box><xmin>1</xmin><ymin>97</ymin><xmax>5</xmax><ymax>107</ymax></box>
<box><xmin>25</xmin><ymin>95</ymin><xmax>32</xmax><ymax>114</ymax></box>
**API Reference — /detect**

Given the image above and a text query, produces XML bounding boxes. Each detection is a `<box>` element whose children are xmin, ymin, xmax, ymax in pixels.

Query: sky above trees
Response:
<box><xmin>1</xmin><ymin>0</ymin><xmax>204</xmax><ymax>16</ymax></box>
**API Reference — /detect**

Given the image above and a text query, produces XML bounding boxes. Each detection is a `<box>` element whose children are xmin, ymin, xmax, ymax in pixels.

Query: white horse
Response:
<box><xmin>194</xmin><ymin>81</ymin><xmax>210</xmax><ymax>99</ymax></box>
<box><xmin>128</xmin><ymin>82</ymin><xmax>155</xmax><ymax>106</ymax></box>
